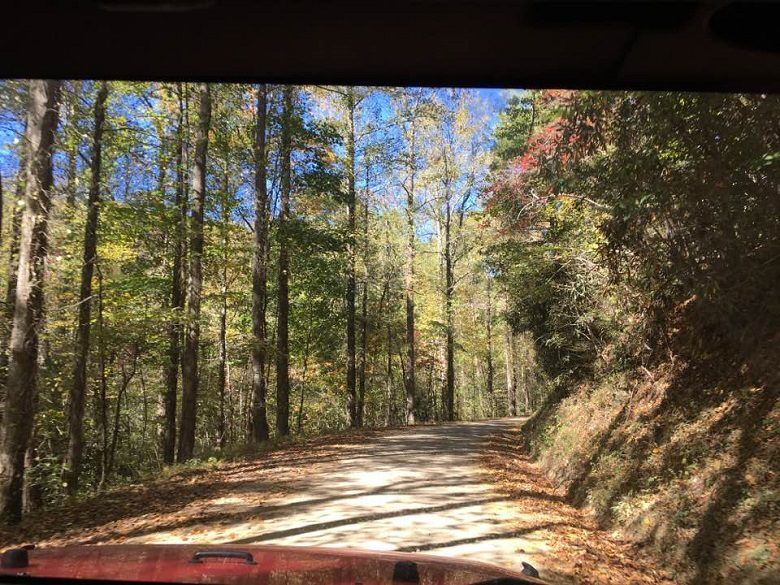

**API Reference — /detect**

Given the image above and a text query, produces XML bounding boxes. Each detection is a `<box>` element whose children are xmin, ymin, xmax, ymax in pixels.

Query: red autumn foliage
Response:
<box><xmin>484</xmin><ymin>119</ymin><xmax>566</xmax><ymax>232</ymax></box>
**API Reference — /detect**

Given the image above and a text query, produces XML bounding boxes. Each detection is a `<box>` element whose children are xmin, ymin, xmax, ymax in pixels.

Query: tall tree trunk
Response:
<box><xmin>65</xmin><ymin>142</ymin><xmax>77</xmax><ymax>206</ymax></box>
<box><xmin>63</xmin><ymin>81</ymin><xmax>108</xmax><ymax>495</ymax></box>
<box><xmin>21</xmin><ymin>429</ymin><xmax>41</xmax><ymax>514</ymax></box>
<box><xmin>217</xmin><ymin>170</ymin><xmax>229</xmax><ymax>450</ymax></box>
<box><xmin>345</xmin><ymin>88</ymin><xmax>358</xmax><ymax>427</ymax></box>
<box><xmin>357</xmin><ymin>166</ymin><xmax>370</xmax><ymax>428</ymax></box>
<box><xmin>162</xmin><ymin>84</ymin><xmax>187</xmax><ymax>464</ymax></box>
<box><xmin>443</xmin><ymin>200</ymin><xmax>455</xmax><ymax>421</ymax></box>
<box><xmin>250</xmin><ymin>84</ymin><xmax>270</xmax><ymax>442</ymax></box>
<box><xmin>106</xmin><ymin>349</ymin><xmax>137</xmax><ymax>481</ymax></box>
<box><xmin>520</xmin><ymin>342</ymin><xmax>531</xmax><ymax>414</ymax></box>
<box><xmin>22</xmin><ymin>368</ymin><xmax>43</xmax><ymax>515</ymax></box>
<box><xmin>383</xmin><ymin>222</ymin><xmax>394</xmax><ymax>427</ymax></box>
<box><xmin>403</xmin><ymin>125</ymin><xmax>417</xmax><ymax>425</ymax></box>
<box><xmin>505</xmin><ymin>328</ymin><xmax>517</xmax><ymax>416</ymax></box>
<box><xmin>0</xmin><ymin>80</ymin><xmax>61</xmax><ymax>523</ymax></box>
<box><xmin>385</xmin><ymin>320</ymin><xmax>394</xmax><ymax>426</ymax></box>
<box><xmin>345</xmin><ymin>87</ymin><xmax>360</xmax><ymax>427</ymax></box>
<box><xmin>276</xmin><ymin>86</ymin><xmax>293</xmax><ymax>438</ymax></box>
<box><xmin>296</xmin><ymin>324</ymin><xmax>311</xmax><ymax>434</ymax></box>
<box><xmin>357</xmin><ymin>284</ymin><xmax>368</xmax><ymax>426</ymax></box>
<box><xmin>217</xmin><ymin>285</ymin><xmax>227</xmax><ymax>448</ymax></box>
<box><xmin>96</xmin><ymin>265</ymin><xmax>109</xmax><ymax>487</ymax></box>
<box><xmin>23</xmin><ymin>331</ymin><xmax>42</xmax><ymax>514</ymax></box>
<box><xmin>0</xmin><ymin>127</ymin><xmax>28</xmax><ymax>390</ymax></box>
<box><xmin>65</xmin><ymin>80</ymin><xmax>83</xmax><ymax>207</ymax></box>
<box><xmin>177</xmin><ymin>83</ymin><xmax>211</xmax><ymax>462</ymax></box>
<box><xmin>264</xmin><ymin>322</ymin><xmax>275</xmax><ymax>413</ymax></box>
<box><xmin>486</xmin><ymin>274</ymin><xmax>494</xmax><ymax>396</ymax></box>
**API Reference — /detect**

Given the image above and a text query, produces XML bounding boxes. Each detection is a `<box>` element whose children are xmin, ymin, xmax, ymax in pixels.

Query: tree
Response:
<box><xmin>397</xmin><ymin>90</ymin><xmax>426</xmax><ymax>425</ymax></box>
<box><xmin>63</xmin><ymin>80</ymin><xmax>109</xmax><ymax>494</ymax></box>
<box><xmin>178</xmin><ymin>83</ymin><xmax>211</xmax><ymax>462</ymax></box>
<box><xmin>485</xmin><ymin>271</ymin><xmax>494</xmax><ymax>397</ymax></box>
<box><xmin>0</xmin><ymin>119</ymin><xmax>28</xmax><ymax>388</ymax></box>
<box><xmin>62</xmin><ymin>80</ymin><xmax>85</xmax><ymax>206</ymax></box>
<box><xmin>250</xmin><ymin>84</ymin><xmax>270</xmax><ymax>442</ymax></box>
<box><xmin>504</xmin><ymin>328</ymin><xmax>517</xmax><ymax>416</ymax></box>
<box><xmin>276</xmin><ymin>86</ymin><xmax>294</xmax><ymax>438</ymax></box>
<box><xmin>357</xmin><ymin>163</ymin><xmax>370</xmax><ymax>428</ymax></box>
<box><xmin>162</xmin><ymin>84</ymin><xmax>187</xmax><ymax>464</ymax></box>
<box><xmin>491</xmin><ymin>90</ymin><xmax>538</xmax><ymax>165</ymax></box>
<box><xmin>0</xmin><ymin>83</ymin><xmax>517</xmax><ymax>512</ymax></box>
<box><xmin>344</xmin><ymin>87</ymin><xmax>358</xmax><ymax>428</ymax></box>
<box><xmin>216</xmin><ymin>167</ymin><xmax>230</xmax><ymax>449</ymax></box>
<box><xmin>442</xmin><ymin>190</ymin><xmax>456</xmax><ymax>419</ymax></box>
<box><xmin>429</xmin><ymin>90</ymin><xmax>484</xmax><ymax>421</ymax></box>
<box><xmin>0</xmin><ymin>80</ymin><xmax>61</xmax><ymax>522</ymax></box>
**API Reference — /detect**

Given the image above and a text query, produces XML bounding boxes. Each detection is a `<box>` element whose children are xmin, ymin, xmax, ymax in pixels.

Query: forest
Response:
<box><xmin>0</xmin><ymin>81</ymin><xmax>516</xmax><ymax>520</ymax></box>
<box><xmin>0</xmin><ymin>81</ymin><xmax>777</xmax><ymax>582</ymax></box>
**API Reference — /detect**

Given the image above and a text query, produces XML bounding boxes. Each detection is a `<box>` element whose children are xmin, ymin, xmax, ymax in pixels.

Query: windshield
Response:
<box><xmin>0</xmin><ymin>82</ymin><xmax>776</xmax><ymax>585</ymax></box>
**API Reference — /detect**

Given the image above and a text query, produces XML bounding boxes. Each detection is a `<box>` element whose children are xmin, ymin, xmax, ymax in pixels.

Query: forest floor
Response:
<box><xmin>2</xmin><ymin>419</ymin><xmax>674</xmax><ymax>584</ymax></box>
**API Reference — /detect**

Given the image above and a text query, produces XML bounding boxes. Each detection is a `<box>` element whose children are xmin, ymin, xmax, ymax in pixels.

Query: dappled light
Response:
<box><xmin>3</xmin><ymin>420</ymin><xmax>675</xmax><ymax>583</ymax></box>
<box><xmin>0</xmin><ymin>80</ymin><xmax>777</xmax><ymax>584</ymax></box>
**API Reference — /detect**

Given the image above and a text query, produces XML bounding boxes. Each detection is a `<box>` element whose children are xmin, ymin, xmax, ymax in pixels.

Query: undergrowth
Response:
<box><xmin>523</xmin><ymin>330</ymin><xmax>779</xmax><ymax>584</ymax></box>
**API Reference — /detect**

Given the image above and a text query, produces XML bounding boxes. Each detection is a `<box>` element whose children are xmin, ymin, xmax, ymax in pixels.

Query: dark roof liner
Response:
<box><xmin>2</xmin><ymin>1</ymin><xmax>778</xmax><ymax>92</ymax></box>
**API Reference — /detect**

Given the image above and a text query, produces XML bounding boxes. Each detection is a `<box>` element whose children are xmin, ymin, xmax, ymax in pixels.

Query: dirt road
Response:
<box><xmin>134</xmin><ymin>419</ymin><xmax>548</xmax><ymax>570</ymax></box>
<box><xmin>4</xmin><ymin>419</ymin><xmax>672</xmax><ymax>583</ymax></box>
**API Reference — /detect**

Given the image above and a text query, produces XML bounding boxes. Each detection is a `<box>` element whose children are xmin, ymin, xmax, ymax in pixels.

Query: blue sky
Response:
<box><xmin>0</xmin><ymin>84</ymin><xmax>520</xmax><ymax>188</ymax></box>
<box><xmin>476</xmin><ymin>88</ymin><xmax>509</xmax><ymax>111</ymax></box>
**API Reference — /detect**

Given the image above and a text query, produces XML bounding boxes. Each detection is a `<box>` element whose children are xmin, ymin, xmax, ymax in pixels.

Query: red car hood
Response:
<box><xmin>0</xmin><ymin>544</ymin><xmax>545</xmax><ymax>584</ymax></box>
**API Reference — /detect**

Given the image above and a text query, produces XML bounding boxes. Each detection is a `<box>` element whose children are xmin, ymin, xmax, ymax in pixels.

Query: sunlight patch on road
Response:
<box><xmin>131</xmin><ymin>420</ymin><xmax>547</xmax><ymax>574</ymax></box>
